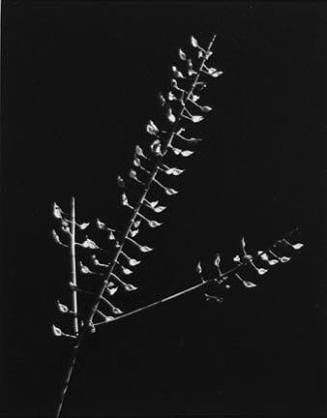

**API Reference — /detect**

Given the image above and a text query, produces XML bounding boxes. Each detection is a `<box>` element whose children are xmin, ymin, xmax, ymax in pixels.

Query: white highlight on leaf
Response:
<box><xmin>190</xmin><ymin>35</ymin><xmax>199</xmax><ymax>48</ymax></box>
<box><xmin>121</xmin><ymin>265</ymin><xmax>133</xmax><ymax>275</ymax></box>
<box><xmin>165</xmin><ymin>167</ymin><xmax>185</xmax><ymax>176</ymax></box>
<box><xmin>107</xmin><ymin>286</ymin><xmax>118</xmax><ymax>296</ymax></box>
<box><xmin>53</xmin><ymin>202</ymin><xmax>63</xmax><ymax>219</ymax></box>
<box><xmin>135</xmin><ymin>145</ymin><xmax>148</xmax><ymax>159</ymax></box>
<box><xmin>167</xmin><ymin>107</ymin><xmax>176</xmax><ymax>123</ymax></box>
<box><xmin>96</xmin><ymin>218</ymin><xmax>106</xmax><ymax>230</ymax></box>
<box><xmin>56</xmin><ymin>300</ymin><xmax>69</xmax><ymax>314</ymax></box>
<box><xmin>148</xmin><ymin>220</ymin><xmax>162</xmax><ymax>228</ymax></box>
<box><xmin>79</xmin><ymin>261</ymin><xmax>94</xmax><ymax>274</ymax></box>
<box><xmin>235</xmin><ymin>273</ymin><xmax>257</xmax><ymax>289</ymax></box>
<box><xmin>146</xmin><ymin>120</ymin><xmax>159</xmax><ymax>136</ymax></box>
<box><xmin>172</xmin><ymin>65</ymin><xmax>185</xmax><ymax>79</ymax></box>
<box><xmin>178</xmin><ymin>48</ymin><xmax>187</xmax><ymax>60</ymax></box>
<box><xmin>52</xmin><ymin>324</ymin><xmax>62</xmax><ymax>337</ymax></box>
<box><xmin>181</xmin><ymin>150</ymin><xmax>194</xmax><ymax>157</ymax></box>
<box><xmin>117</xmin><ymin>175</ymin><xmax>126</xmax><ymax>189</ymax></box>
<box><xmin>150</xmin><ymin>139</ymin><xmax>163</xmax><ymax>156</ymax></box>
<box><xmin>233</xmin><ymin>255</ymin><xmax>241</xmax><ymax>263</ymax></box>
<box><xmin>79</xmin><ymin>222</ymin><xmax>90</xmax><ymax>230</ymax></box>
<box><xmin>81</xmin><ymin>237</ymin><xmax>99</xmax><ymax>250</ymax></box>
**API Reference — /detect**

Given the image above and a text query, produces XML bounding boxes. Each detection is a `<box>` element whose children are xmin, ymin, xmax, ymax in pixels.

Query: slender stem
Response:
<box><xmin>94</xmin><ymin>259</ymin><xmax>242</xmax><ymax>328</ymax></box>
<box><xmin>70</xmin><ymin>197</ymin><xmax>79</xmax><ymax>336</ymax></box>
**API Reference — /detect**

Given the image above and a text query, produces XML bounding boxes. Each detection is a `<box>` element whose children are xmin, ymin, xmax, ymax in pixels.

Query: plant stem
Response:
<box><xmin>70</xmin><ymin>197</ymin><xmax>79</xmax><ymax>336</ymax></box>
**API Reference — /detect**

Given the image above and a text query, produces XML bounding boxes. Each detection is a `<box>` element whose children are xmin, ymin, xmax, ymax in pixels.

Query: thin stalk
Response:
<box><xmin>71</xmin><ymin>197</ymin><xmax>79</xmax><ymax>336</ymax></box>
<box><xmin>54</xmin><ymin>35</ymin><xmax>217</xmax><ymax>418</ymax></box>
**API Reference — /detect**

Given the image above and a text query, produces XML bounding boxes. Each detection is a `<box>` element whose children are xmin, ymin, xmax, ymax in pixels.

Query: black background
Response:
<box><xmin>2</xmin><ymin>1</ymin><xmax>327</xmax><ymax>417</ymax></box>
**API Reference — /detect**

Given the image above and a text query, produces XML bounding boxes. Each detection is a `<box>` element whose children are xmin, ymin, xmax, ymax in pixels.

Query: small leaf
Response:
<box><xmin>178</xmin><ymin>48</ymin><xmax>187</xmax><ymax>60</ymax></box>
<box><xmin>243</xmin><ymin>280</ymin><xmax>257</xmax><ymax>289</ymax></box>
<box><xmin>121</xmin><ymin>193</ymin><xmax>129</xmax><ymax>206</ymax></box>
<box><xmin>112</xmin><ymin>307</ymin><xmax>123</xmax><ymax>315</ymax></box>
<box><xmin>196</xmin><ymin>261</ymin><xmax>202</xmax><ymax>274</ymax></box>
<box><xmin>148</xmin><ymin>220</ymin><xmax>162</xmax><ymax>228</ymax></box>
<box><xmin>211</xmin><ymin>70</ymin><xmax>223</xmax><ymax>78</ymax></box>
<box><xmin>82</xmin><ymin>238</ymin><xmax>99</xmax><ymax>250</ymax></box>
<box><xmin>190</xmin><ymin>35</ymin><xmax>199</xmax><ymax>48</ymax></box>
<box><xmin>165</xmin><ymin>187</ymin><xmax>179</xmax><ymax>196</ymax></box>
<box><xmin>134</xmin><ymin>219</ymin><xmax>141</xmax><ymax>228</ymax></box>
<box><xmin>107</xmin><ymin>286</ymin><xmax>118</xmax><ymax>296</ymax></box>
<box><xmin>129</xmin><ymin>229</ymin><xmax>139</xmax><ymax>238</ymax></box>
<box><xmin>153</xmin><ymin>205</ymin><xmax>166</xmax><ymax>213</ymax></box>
<box><xmin>124</xmin><ymin>283</ymin><xmax>138</xmax><ymax>292</ymax></box>
<box><xmin>108</xmin><ymin>231</ymin><xmax>115</xmax><ymax>241</ymax></box>
<box><xmin>280</xmin><ymin>256</ymin><xmax>291</xmax><ymax>263</ymax></box>
<box><xmin>168</xmin><ymin>91</ymin><xmax>177</xmax><ymax>101</ymax></box>
<box><xmin>52</xmin><ymin>230</ymin><xmax>61</xmax><ymax>244</ymax></box>
<box><xmin>293</xmin><ymin>243</ymin><xmax>304</xmax><ymax>250</ymax></box>
<box><xmin>135</xmin><ymin>145</ymin><xmax>147</xmax><ymax>159</ymax></box>
<box><xmin>53</xmin><ymin>202</ymin><xmax>63</xmax><ymax>219</ymax></box>
<box><xmin>79</xmin><ymin>261</ymin><xmax>93</xmax><ymax>274</ymax></box>
<box><xmin>79</xmin><ymin>222</ymin><xmax>90</xmax><ymax>230</ymax></box>
<box><xmin>201</xmin><ymin>105</ymin><xmax>213</xmax><ymax>113</ymax></box>
<box><xmin>167</xmin><ymin>107</ymin><xmax>176</xmax><ymax>123</ymax></box>
<box><xmin>117</xmin><ymin>175</ymin><xmax>126</xmax><ymax>189</ymax></box>
<box><xmin>139</xmin><ymin>245</ymin><xmax>153</xmax><ymax>253</ymax></box>
<box><xmin>158</xmin><ymin>92</ymin><xmax>166</xmax><ymax>107</ymax></box>
<box><xmin>172</xmin><ymin>65</ymin><xmax>185</xmax><ymax>79</ymax></box>
<box><xmin>258</xmin><ymin>268</ymin><xmax>268</xmax><ymax>275</ymax></box>
<box><xmin>129</xmin><ymin>258</ymin><xmax>141</xmax><ymax>266</ymax></box>
<box><xmin>96</xmin><ymin>218</ymin><xmax>106</xmax><ymax>230</ymax></box>
<box><xmin>191</xmin><ymin>115</ymin><xmax>204</xmax><ymax>123</ymax></box>
<box><xmin>214</xmin><ymin>253</ymin><xmax>221</xmax><ymax>268</ymax></box>
<box><xmin>146</xmin><ymin>120</ymin><xmax>159</xmax><ymax>136</ymax></box>
<box><xmin>181</xmin><ymin>150</ymin><xmax>194</xmax><ymax>157</ymax></box>
<box><xmin>165</xmin><ymin>167</ymin><xmax>185</xmax><ymax>176</ymax></box>
<box><xmin>233</xmin><ymin>255</ymin><xmax>241</xmax><ymax>263</ymax></box>
<box><xmin>56</xmin><ymin>300</ymin><xmax>69</xmax><ymax>314</ymax></box>
<box><xmin>150</xmin><ymin>139</ymin><xmax>162</xmax><ymax>156</ymax></box>
<box><xmin>52</xmin><ymin>325</ymin><xmax>62</xmax><ymax>337</ymax></box>
<box><xmin>121</xmin><ymin>266</ymin><xmax>133</xmax><ymax>275</ymax></box>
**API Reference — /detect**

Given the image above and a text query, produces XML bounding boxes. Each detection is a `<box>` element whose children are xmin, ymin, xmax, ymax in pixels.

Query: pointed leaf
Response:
<box><xmin>167</xmin><ymin>107</ymin><xmax>176</xmax><ymax>123</ymax></box>
<box><xmin>129</xmin><ymin>258</ymin><xmax>141</xmax><ymax>266</ymax></box>
<box><xmin>82</xmin><ymin>238</ymin><xmax>99</xmax><ymax>250</ymax></box>
<box><xmin>148</xmin><ymin>220</ymin><xmax>162</xmax><ymax>228</ymax></box>
<box><xmin>190</xmin><ymin>35</ymin><xmax>199</xmax><ymax>48</ymax></box>
<box><xmin>153</xmin><ymin>205</ymin><xmax>166</xmax><ymax>213</ymax></box>
<box><xmin>158</xmin><ymin>92</ymin><xmax>166</xmax><ymax>107</ymax></box>
<box><xmin>79</xmin><ymin>222</ymin><xmax>90</xmax><ymax>230</ymax></box>
<box><xmin>135</xmin><ymin>145</ymin><xmax>147</xmax><ymax>159</ymax></box>
<box><xmin>191</xmin><ymin>115</ymin><xmax>204</xmax><ymax>123</ymax></box>
<box><xmin>117</xmin><ymin>175</ymin><xmax>126</xmax><ymax>189</ymax></box>
<box><xmin>146</xmin><ymin>120</ymin><xmax>159</xmax><ymax>136</ymax></box>
<box><xmin>52</xmin><ymin>324</ymin><xmax>62</xmax><ymax>337</ymax></box>
<box><xmin>96</xmin><ymin>218</ymin><xmax>106</xmax><ymax>230</ymax></box>
<box><xmin>165</xmin><ymin>167</ymin><xmax>185</xmax><ymax>176</ymax></box>
<box><xmin>53</xmin><ymin>202</ymin><xmax>63</xmax><ymax>219</ymax></box>
<box><xmin>178</xmin><ymin>48</ymin><xmax>187</xmax><ymax>60</ymax></box>
<box><xmin>124</xmin><ymin>283</ymin><xmax>138</xmax><ymax>292</ymax></box>
<box><xmin>165</xmin><ymin>187</ymin><xmax>178</xmax><ymax>196</ymax></box>
<box><xmin>181</xmin><ymin>150</ymin><xmax>194</xmax><ymax>157</ymax></box>
<box><xmin>56</xmin><ymin>300</ymin><xmax>69</xmax><ymax>314</ymax></box>
<box><xmin>139</xmin><ymin>245</ymin><xmax>153</xmax><ymax>253</ymax></box>
<box><xmin>121</xmin><ymin>266</ymin><xmax>133</xmax><ymax>275</ymax></box>
<box><xmin>196</xmin><ymin>261</ymin><xmax>202</xmax><ymax>274</ymax></box>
